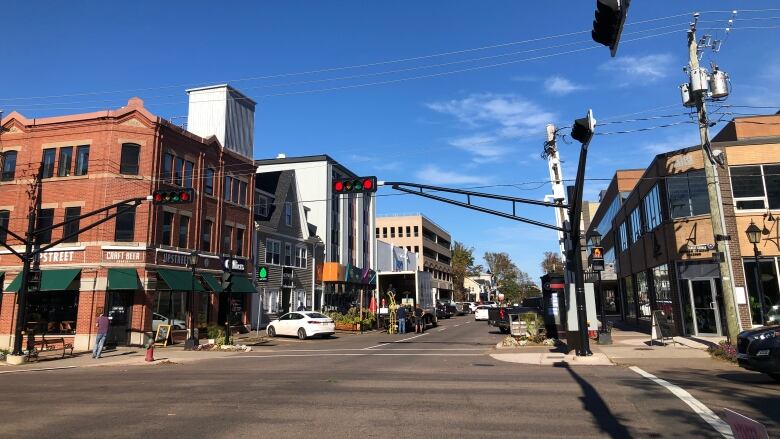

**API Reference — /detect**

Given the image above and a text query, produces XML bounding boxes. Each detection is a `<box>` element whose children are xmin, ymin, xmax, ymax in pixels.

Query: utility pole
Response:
<box><xmin>687</xmin><ymin>18</ymin><xmax>740</xmax><ymax>342</ymax></box>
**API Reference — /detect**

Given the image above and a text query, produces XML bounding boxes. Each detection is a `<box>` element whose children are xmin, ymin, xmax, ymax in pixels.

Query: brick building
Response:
<box><xmin>585</xmin><ymin>114</ymin><xmax>780</xmax><ymax>336</ymax></box>
<box><xmin>0</xmin><ymin>86</ymin><xmax>257</xmax><ymax>351</ymax></box>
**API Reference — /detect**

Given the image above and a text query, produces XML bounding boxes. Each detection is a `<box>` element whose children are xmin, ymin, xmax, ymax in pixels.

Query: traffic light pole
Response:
<box><xmin>11</xmin><ymin>193</ymin><xmax>40</xmax><ymax>357</ymax></box>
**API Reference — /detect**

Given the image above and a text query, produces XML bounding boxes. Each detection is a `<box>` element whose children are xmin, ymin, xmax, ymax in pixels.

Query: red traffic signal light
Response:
<box><xmin>152</xmin><ymin>188</ymin><xmax>195</xmax><ymax>205</ymax></box>
<box><xmin>332</xmin><ymin>176</ymin><xmax>378</xmax><ymax>194</ymax></box>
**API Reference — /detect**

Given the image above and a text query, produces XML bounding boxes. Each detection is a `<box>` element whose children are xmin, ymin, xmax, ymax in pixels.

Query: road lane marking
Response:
<box><xmin>629</xmin><ymin>366</ymin><xmax>733</xmax><ymax>438</ymax></box>
<box><xmin>438</xmin><ymin>328</ymin><xmax>447</xmax><ymax>332</ymax></box>
<box><xmin>0</xmin><ymin>366</ymin><xmax>77</xmax><ymax>375</ymax></box>
<box><xmin>362</xmin><ymin>343</ymin><xmax>389</xmax><ymax>350</ymax></box>
<box><xmin>454</xmin><ymin>324</ymin><xmax>461</xmax><ymax>327</ymax></box>
<box><xmin>393</xmin><ymin>333</ymin><xmax>427</xmax><ymax>343</ymax></box>
<box><xmin>230</xmin><ymin>353</ymin><xmax>485</xmax><ymax>359</ymax></box>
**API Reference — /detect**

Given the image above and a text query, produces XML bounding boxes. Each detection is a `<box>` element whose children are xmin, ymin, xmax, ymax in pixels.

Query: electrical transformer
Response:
<box><xmin>709</xmin><ymin>69</ymin><xmax>730</xmax><ymax>99</ymax></box>
<box><xmin>689</xmin><ymin>67</ymin><xmax>709</xmax><ymax>93</ymax></box>
<box><xmin>680</xmin><ymin>83</ymin><xmax>695</xmax><ymax>107</ymax></box>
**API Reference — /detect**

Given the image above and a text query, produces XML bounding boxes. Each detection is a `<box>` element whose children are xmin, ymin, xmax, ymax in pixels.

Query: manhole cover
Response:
<box><xmin>472</xmin><ymin>363</ymin><xmax>495</xmax><ymax>367</ymax></box>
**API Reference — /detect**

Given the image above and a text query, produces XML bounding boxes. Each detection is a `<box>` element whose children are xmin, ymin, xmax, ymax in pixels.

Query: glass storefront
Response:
<box><xmin>652</xmin><ymin>264</ymin><xmax>674</xmax><ymax>328</ymax></box>
<box><xmin>636</xmin><ymin>271</ymin><xmax>651</xmax><ymax>320</ymax></box>
<box><xmin>623</xmin><ymin>276</ymin><xmax>636</xmax><ymax>318</ymax></box>
<box><xmin>744</xmin><ymin>258</ymin><xmax>780</xmax><ymax>325</ymax></box>
<box><xmin>26</xmin><ymin>291</ymin><xmax>79</xmax><ymax>335</ymax></box>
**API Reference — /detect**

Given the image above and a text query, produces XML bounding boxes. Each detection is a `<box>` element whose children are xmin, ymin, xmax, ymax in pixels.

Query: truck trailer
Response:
<box><xmin>376</xmin><ymin>270</ymin><xmax>438</xmax><ymax>330</ymax></box>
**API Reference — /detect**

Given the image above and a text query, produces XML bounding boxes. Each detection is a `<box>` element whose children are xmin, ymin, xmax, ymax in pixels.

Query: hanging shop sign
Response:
<box><xmin>282</xmin><ymin>266</ymin><xmax>295</xmax><ymax>288</ymax></box>
<box><xmin>223</xmin><ymin>257</ymin><xmax>247</xmax><ymax>273</ymax></box>
<box><xmin>681</xmin><ymin>243</ymin><xmax>715</xmax><ymax>256</ymax></box>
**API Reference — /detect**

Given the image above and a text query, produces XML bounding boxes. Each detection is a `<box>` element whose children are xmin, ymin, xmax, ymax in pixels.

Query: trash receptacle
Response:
<box><xmin>509</xmin><ymin>314</ymin><xmax>523</xmax><ymax>337</ymax></box>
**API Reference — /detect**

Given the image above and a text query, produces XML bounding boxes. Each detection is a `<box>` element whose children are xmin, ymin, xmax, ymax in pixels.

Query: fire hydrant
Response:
<box><xmin>145</xmin><ymin>335</ymin><xmax>155</xmax><ymax>362</ymax></box>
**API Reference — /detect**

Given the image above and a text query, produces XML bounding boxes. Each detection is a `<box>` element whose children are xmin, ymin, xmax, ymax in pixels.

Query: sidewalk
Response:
<box><xmin>592</xmin><ymin>327</ymin><xmax>712</xmax><ymax>364</ymax></box>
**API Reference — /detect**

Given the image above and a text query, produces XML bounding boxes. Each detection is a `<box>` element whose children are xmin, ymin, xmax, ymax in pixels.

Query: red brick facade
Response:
<box><xmin>0</xmin><ymin>98</ymin><xmax>256</xmax><ymax>351</ymax></box>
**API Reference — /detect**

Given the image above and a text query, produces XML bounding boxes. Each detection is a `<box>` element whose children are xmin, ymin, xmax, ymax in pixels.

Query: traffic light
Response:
<box><xmin>589</xmin><ymin>246</ymin><xmax>605</xmax><ymax>271</ymax></box>
<box><xmin>221</xmin><ymin>272</ymin><xmax>232</xmax><ymax>292</ymax></box>
<box><xmin>152</xmin><ymin>188</ymin><xmax>194</xmax><ymax>205</ymax></box>
<box><xmin>591</xmin><ymin>0</ymin><xmax>630</xmax><ymax>57</ymax></box>
<box><xmin>571</xmin><ymin>109</ymin><xmax>596</xmax><ymax>144</ymax></box>
<box><xmin>332</xmin><ymin>176</ymin><xmax>378</xmax><ymax>194</ymax></box>
<box><xmin>257</xmin><ymin>265</ymin><xmax>268</xmax><ymax>283</ymax></box>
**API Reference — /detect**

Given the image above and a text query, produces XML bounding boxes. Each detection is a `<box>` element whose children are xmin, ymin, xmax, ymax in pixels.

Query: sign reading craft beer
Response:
<box><xmin>103</xmin><ymin>249</ymin><xmax>145</xmax><ymax>263</ymax></box>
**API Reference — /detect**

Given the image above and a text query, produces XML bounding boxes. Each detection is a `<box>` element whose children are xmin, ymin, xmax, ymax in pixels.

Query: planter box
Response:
<box><xmin>335</xmin><ymin>322</ymin><xmax>361</xmax><ymax>331</ymax></box>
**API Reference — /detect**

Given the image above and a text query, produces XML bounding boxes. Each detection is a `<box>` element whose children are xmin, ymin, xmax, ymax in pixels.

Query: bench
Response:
<box><xmin>27</xmin><ymin>337</ymin><xmax>74</xmax><ymax>361</ymax></box>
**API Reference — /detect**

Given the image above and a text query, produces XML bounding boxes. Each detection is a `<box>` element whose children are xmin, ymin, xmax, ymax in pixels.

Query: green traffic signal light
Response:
<box><xmin>257</xmin><ymin>265</ymin><xmax>268</xmax><ymax>282</ymax></box>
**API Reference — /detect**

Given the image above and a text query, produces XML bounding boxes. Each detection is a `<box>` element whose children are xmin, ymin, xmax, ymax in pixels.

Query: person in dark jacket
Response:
<box><xmin>396</xmin><ymin>305</ymin><xmax>407</xmax><ymax>334</ymax></box>
<box><xmin>414</xmin><ymin>306</ymin><xmax>424</xmax><ymax>333</ymax></box>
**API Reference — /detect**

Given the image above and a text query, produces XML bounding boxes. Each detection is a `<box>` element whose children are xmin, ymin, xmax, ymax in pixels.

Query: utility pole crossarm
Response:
<box><xmin>386</xmin><ymin>182</ymin><xmax>564</xmax><ymax>232</ymax></box>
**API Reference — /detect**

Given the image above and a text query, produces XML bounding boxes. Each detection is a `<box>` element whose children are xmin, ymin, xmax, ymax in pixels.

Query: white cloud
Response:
<box><xmin>426</xmin><ymin>93</ymin><xmax>555</xmax><ymax>133</ymax></box>
<box><xmin>415</xmin><ymin>165</ymin><xmax>486</xmax><ymax>185</ymax></box>
<box><xmin>449</xmin><ymin>134</ymin><xmax>510</xmax><ymax>164</ymax></box>
<box><xmin>544</xmin><ymin>76</ymin><xmax>584</xmax><ymax>95</ymax></box>
<box><xmin>600</xmin><ymin>54</ymin><xmax>675</xmax><ymax>83</ymax></box>
<box><xmin>642</xmin><ymin>131</ymin><xmax>700</xmax><ymax>155</ymax></box>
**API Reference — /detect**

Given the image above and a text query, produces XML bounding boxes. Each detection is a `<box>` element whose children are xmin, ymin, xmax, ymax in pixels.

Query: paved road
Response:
<box><xmin>0</xmin><ymin>317</ymin><xmax>745</xmax><ymax>438</ymax></box>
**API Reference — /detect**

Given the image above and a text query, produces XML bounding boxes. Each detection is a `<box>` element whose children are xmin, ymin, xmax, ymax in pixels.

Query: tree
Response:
<box><xmin>451</xmin><ymin>241</ymin><xmax>481</xmax><ymax>301</ymax></box>
<box><xmin>484</xmin><ymin>252</ymin><xmax>518</xmax><ymax>297</ymax></box>
<box><xmin>540</xmin><ymin>251</ymin><xmax>564</xmax><ymax>274</ymax></box>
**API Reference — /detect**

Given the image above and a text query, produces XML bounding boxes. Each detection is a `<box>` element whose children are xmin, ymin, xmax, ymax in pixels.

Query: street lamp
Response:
<box><xmin>589</xmin><ymin>231</ymin><xmax>606</xmax><ymax>336</ymax></box>
<box><xmin>745</xmin><ymin>220</ymin><xmax>767</xmax><ymax>324</ymax></box>
<box><xmin>185</xmin><ymin>251</ymin><xmax>199</xmax><ymax>350</ymax></box>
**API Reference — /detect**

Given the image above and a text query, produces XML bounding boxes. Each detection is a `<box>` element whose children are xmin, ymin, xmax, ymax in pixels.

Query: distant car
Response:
<box><xmin>474</xmin><ymin>305</ymin><xmax>490</xmax><ymax>321</ymax></box>
<box><xmin>455</xmin><ymin>302</ymin><xmax>469</xmax><ymax>316</ymax></box>
<box><xmin>437</xmin><ymin>300</ymin><xmax>456</xmax><ymax>318</ymax></box>
<box><xmin>152</xmin><ymin>313</ymin><xmax>186</xmax><ymax>331</ymax></box>
<box><xmin>481</xmin><ymin>301</ymin><xmax>498</xmax><ymax>308</ymax></box>
<box><xmin>267</xmin><ymin>311</ymin><xmax>335</xmax><ymax>340</ymax></box>
<box><xmin>736</xmin><ymin>324</ymin><xmax>780</xmax><ymax>382</ymax></box>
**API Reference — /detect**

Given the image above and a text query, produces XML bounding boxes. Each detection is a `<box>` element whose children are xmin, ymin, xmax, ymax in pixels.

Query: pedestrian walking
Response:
<box><xmin>396</xmin><ymin>305</ymin><xmax>407</xmax><ymax>334</ymax></box>
<box><xmin>414</xmin><ymin>306</ymin><xmax>424</xmax><ymax>333</ymax></box>
<box><xmin>92</xmin><ymin>309</ymin><xmax>110</xmax><ymax>359</ymax></box>
<box><xmin>297</xmin><ymin>302</ymin><xmax>305</xmax><ymax>311</ymax></box>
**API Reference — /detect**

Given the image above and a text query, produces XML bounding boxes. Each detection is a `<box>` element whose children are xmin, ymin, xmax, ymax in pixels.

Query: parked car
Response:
<box><xmin>455</xmin><ymin>302</ymin><xmax>470</xmax><ymax>316</ymax></box>
<box><xmin>488</xmin><ymin>306</ymin><xmax>542</xmax><ymax>334</ymax></box>
<box><xmin>736</xmin><ymin>323</ymin><xmax>780</xmax><ymax>382</ymax></box>
<box><xmin>462</xmin><ymin>302</ymin><xmax>477</xmax><ymax>313</ymax></box>
<box><xmin>474</xmin><ymin>305</ymin><xmax>491</xmax><ymax>321</ymax></box>
<box><xmin>152</xmin><ymin>313</ymin><xmax>186</xmax><ymax>331</ymax></box>
<box><xmin>266</xmin><ymin>311</ymin><xmax>335</xmax><ymax>340</ymax></box>
<box><xmin>437</xmin><ymin>300</ymin><xmax>457</xmax><ymax>318</ymax></box>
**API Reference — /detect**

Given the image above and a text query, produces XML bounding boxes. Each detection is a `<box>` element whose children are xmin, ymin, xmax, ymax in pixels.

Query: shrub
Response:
<box><xmin>708</xmin><ymin>340</ymin><xmax>737</xmax><ymax>363</ymax></box>
<box><xmin>207</xmin><ymin>325</ymin><xmax>225</xmax><ymax>340</ymax></box>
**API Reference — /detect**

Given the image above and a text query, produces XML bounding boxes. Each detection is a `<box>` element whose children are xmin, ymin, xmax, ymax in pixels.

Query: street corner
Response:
<box><xmin>489</xmin><ymin>351</ymin><xmax>613</xmax><ymax>366</ymax></box>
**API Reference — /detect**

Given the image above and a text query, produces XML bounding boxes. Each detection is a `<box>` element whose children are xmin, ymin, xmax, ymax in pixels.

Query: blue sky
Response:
<box><xmin>2</xmin><ymin>1</ymin><xmax>780</xmax><ymax>282</ymax></box>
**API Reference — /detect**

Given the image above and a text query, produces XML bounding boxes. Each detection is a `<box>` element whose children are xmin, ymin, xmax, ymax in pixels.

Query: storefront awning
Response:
<box><xmin>201</xmin><ymin>273</ymin><xmax>223</xmax><ymax>293</ymax></box>
<box><xmin>107</xmin><ymin>268</ymin><xmax>140</xmax><ymax>290</ymax></box>
<box><xmin>157</xmin><ymin>268</ymin><xmax>205</xmax><ymax>292</ymax></box>
<box><xmin>229</xmin><ymin>275</ymin><xmax>256</xmax><ymax>294</ymax></box>
<box><xmin>5</xmin><ymin>269</ymin><xmax>81</xmax><ymax>292</ymax></box>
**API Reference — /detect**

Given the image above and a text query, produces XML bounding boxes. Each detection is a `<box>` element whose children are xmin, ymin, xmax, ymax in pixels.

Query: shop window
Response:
<box><xmin>202</xmin><ymin>220</ymin><xmax>212</xmax><ymax>252</ymax></box>
<box><xmin>623</xmin><ymin>276</ymin><xmax>636</xmax><ymax>318</ymax></box>
<box><xmin>120</xmin><ymin>143</ymin><xmax>140</xmax><ymax>175</ymax></box>
<box><xmin>115</xmin><ymin>204</ymin><xmax>136</xmax><ymax>242</ymax></box>
<box><xmin>63</xmin><ymin>207</ymin><xmax>81</xmax><ymax>243</ymax></box>
<box><xmin>0</xmin><ymin>210</ymin><xmax>9</xmax><ymax>244</ymax></box>
<box><xmin>26</xmin><ymin>290</ymin><xmax>79</xmax><ymax>335</ymax></box>
<box><xmin>642</xmin><ymin>184</ymin><xmax>662</xmax><ymax>232</ymax></box>
<box><xmin>204</xmin><ymin>168</ymin><xmax>215</xmax><ymax>195</ymax></box>
<box><xmin>183</xmin><ymin>160</ymin><xmax>194</xmax><ymax>188</ymax></box>
<box><xmin>42</xmin><ymin>148</ymin><xmax>56</xmax><ymax>179</ymax></box>
<box><xmin>178</xmin><ymin>215</ymin><xmax>189</xmax><ymax>248</ymax></box>
<box><xmin>266</xmin><ymin>239</ymin><xmax>281</xmax><ymax>265</ymax></box>
<box><xmin>235</xmin><ymin>228</ymin><xmax>244</xmax><ymax>256</ymax></box>
<box><xmin>74</xmin><ymin>146</ymin><xmax>89</xmax><ymax>176</ymax></box>
<box><xmin>666</xmin><ymin>170</ymin><xmax>708</xmax><ymax>218</ymax></box>
<box><xmin>284</xmin><ymin>202</ymin><xmax>292</xmax><ymax>226</ymax></box>
<box><xmin>731</xmin><ymin>164</ymin><xmax>780</xmax><ymax>210</ymax></box>
<box><xmin>154</xmin><ymin>291</ymin><xmax>187</xmax><ymax>323</ymax></box>
<box><xmin>1</xmin><ymin>151</ymin><xmax>17</xmax><ymax>181</ymax></box>
<box><xmin>744</xmin><ymin>259</ymin><xmax>780</xmax><ymax>325</ymax></box>
<box><xmin>37</xmin><ymin>208</ymin><xmax>54</xmax><ymax>244</ymax></box>
<box><xmin>629</xmin><ymin>207</ymin><xmax>642</xmax><ymax>243</ymax></box>
<box><xmin>636</xmin><ymin>271</ymin><xmax>650</xmax><ymax>320</ymax></box>
<box><xmin>284</xmin><ymin>242</ymin><xmax>292</xmax><ymax>266</ymax></box>
<box><xmin>652</xmin><ymin>264</ymin><xmax>674</xmax><ymax>327</ymax></box>
<box><xmin>161</xmin><ymin>212</ymin><xmax>174</xmax><ymax>245</ymax></box>
<box><xmin>162</xmin><ymin>153</ymin><xmax>174</xmax><ymax>183</ymax></box>
<box><xmin>58</xmin><ymin>147</ymin><xmax>73</xmax><ymax>177</ymax></box>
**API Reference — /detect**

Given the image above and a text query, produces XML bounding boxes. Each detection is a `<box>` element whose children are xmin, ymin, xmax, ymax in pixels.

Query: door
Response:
<box><xmin>276</xmin><ymin>313</ymin><xmax>293</xmax><ymax>335</ymax></box>
<box><xmin>106</xmin><ymin>291</ymin><xmax>133</xmax><ymax>347</ymax></box>
<box><xmin>688</xmin><ymin>279</ymin><xmax>722</xmax><ymax>336</ymax></box>
<box><xmin>281</xmin><ymin>288</ymin><xmax>292</xmax><ymax>314</ymax></box>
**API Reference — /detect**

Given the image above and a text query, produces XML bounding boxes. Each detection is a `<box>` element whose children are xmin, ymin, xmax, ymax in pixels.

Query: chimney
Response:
<box><xmin>186</xmin><ymin>84</ymin><xmax>255</xmax><ymax>159</ymax></box>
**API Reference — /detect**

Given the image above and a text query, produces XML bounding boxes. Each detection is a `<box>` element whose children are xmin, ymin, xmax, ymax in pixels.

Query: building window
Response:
<box><xmin>255</xmin><ymin>196</ymin><xmax>268</xmax><ymax>217</ymax></box>
<box><xmin>618</xmin><ymin>221</ymin><xmax>628</xmax><ymax>251</ymax></box>
<box><xmin>731</xmin><ymin>164</ymin><xmax>780</xmax><ymax>210</ymax></box>
<box><xmin>115</xmin><ymin>204</ymin><xmax>136</xmax><ymax>242</ymax></box>
<box><xmin>162</xmin><ymin>153</ymin><xmax>174</xmax><ymax>183</ymax></box>
<box><xmin>235</xmin><ymin>228</ymin><xmax>244</xmax><ymax>256</ymax></box>
<box><xmin>174</xmin><ymin>157</ymin><xmax>184</xmax><ymax>186</ymax></box>
<box><xmin>63</xmin><ymin>207</ymin><xmax>81</xmax><ymax>243</ymax></box>
<box><xmin>232</xmin><ymin>179</ymin><xmax>240</xmax><ymax>204</ymax></box>
<box><xmin>642</xmin><ymin>184</ymin><xmax>662</xmax><ymax>232</ymax></box>
<box><xmin>635</xmin><ymin>271</ymin><xmax>650</xmax><ymax>320</ymax></box>
<box><xmin>202</xmin><ymin>220</ymin><xmax>212</xmax><ymax>252</ymax></box>
<box><xmin>36</xmin><ymin>208</ymin><xmax>54</xmax><ymax>244</ymax></box>
<box><xmin>266</xmin><ymin>239</ymin><xmax>281</xmax><ymax>265</ymax></box>
<box><xmin>375</xmin><ymin>227</ymin><xmax>379</xmax><ymax>237</ymax></box>
<box><xmin>284</xmin><ymin>202</ymin><xmax>292</xmax><ymax>226</ymax></box>
<box><xmin>1</xmin><ymin>151</ymin><xmax>17</xmax><ymax>181</ymax></box>
<box><xmin>414</xmin><ymin>226</ymin><xmax>419</xmax><ymax>237</ymax></box>
<box><xmin>162</xmin><ymin>212</ymin><xmax>174</xmax><ymax>246</ymax></box>
<box><xmin>183</xmin><ymin>160</ymin><xmax>194</xmax><ymax>188</ymax></box>
<box><xmin>284</xmin><ymin>242</ymin><xmax>292</xmax><ymax>266</ymax></box>
<box><xmin>652</xmin><ymin>264</ymin><xmax>673</xmax><ymax>325</ymax></box>
<box><xmin>629</xmin><ymin>207</ymin><xmax>642</xmax><ymax>243</ymax></box>
<box><xmin>26</xmin><ymin>290</ymin><xmax>79</xmax><ymax>335</ymax></box>
<box><xmin>204</xmin><ymin>168</ymin><xmax>215</xmax><ymax>195</ymax></box>
<box><xmin>120</xmin><ymin>143</ymin><xmax>140</xmax><ymax>175</ymax></box>
<box><xmin>178</xmin><ymin>215</ymin><xmax>189</xmax><ymax>248</ymax></box>
<box><xmin>414</xmin><ymin>246</ymin><xmax>419</xmax><ymax>253</ymax></box>
<box><xmin>239</xmin><ymin>181</ymin><xmax>247</xmax><ymax>205</ymax></box>
<box><xmin>406</xmin><ymin>226</ymin><xmax>411</xmax><ymax>237</ymax></box>
<box><xmin>666</xmin><ymin>170</ymin><xmax>708</xmax><ymax>218</ymax></box>
<box><xmin>73</xmin><ymin>146</ymin><xmax>89</xmax><ymax>176</ymax></box>
<box><xmin>58</xmin><ymin>147</ymin><xmax>73</xmax><ymax>177</ymax></box>
<box><xmin>382</xmin><ymin>227</ymin><xmax>387</xmax><ymax>238</ymax></box>
<box><xmin>390</xmin><ymin>227</ymin><xmax>395</xmax><ymax>238</ymax></box>
<box><xmin>596</xmin><ymin>197</ymin><xmax>621</xmax><ymax>237</ymax></box>
<box><xmin>42</xmin><ymin>148</ymin><xmax>56</xmax><ymax>179</ymax></box>
<box><xmin>295</xmin><ymin>246</ymin><xmax>307</xmax><ymax>268</ymax></box>
<box><xmin>0</xmin><ymin>210</ymin><xmax>9</xmax><ymax>244</ymax></box>
<box><xmin>223</xmin><ymin>226</ymin><xmax>232</xmax><ymax>253</ymax></box>
<box><xmin>224</xmin><ymin>176</ymin><xmax>232</xmax><ymax>202</ymax></box>
<box><xmin>623</xmin><ymin>276</ymin><xmax>636</xmax><ymax>318</ymax></box>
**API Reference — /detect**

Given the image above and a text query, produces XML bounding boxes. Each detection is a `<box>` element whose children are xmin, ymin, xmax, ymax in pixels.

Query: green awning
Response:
<box><xmin>6</xmin><ymin>269</ymin><xmax>81</xmax><ymax>292</ymax></box>
<box><xmin>229</xmin><ymin>275</ymin><xmax>256</xmax><ymax>294</ymax></box>
<box><xmin>157</xmin><ymin>268</ymin><xmax>204</xmax><ymax>292</ymax></box>
<box><xmin>107</xmin><ymin>268</ymin><xmax>140</xmax><ymax>290</ymax></box>
<box><xmin>201</xmin><ymin>274</ymin><xmax>223</xmax><ymax>293</ymax></box>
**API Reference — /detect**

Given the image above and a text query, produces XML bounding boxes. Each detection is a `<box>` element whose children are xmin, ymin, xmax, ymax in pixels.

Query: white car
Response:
<box><xmin>474</xmin><ymin>305</ymin><xmax>491</xmax><ymax>321</ymax></box>
<box><xmin>267</xmin><ymin>311</ymin><xmax>335</xmax><ymax>340</ymax></box>
<box><xmin>152</xmin><ymin>312</ymin><xmax>186</xmax><ymax>330</ymax></box>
